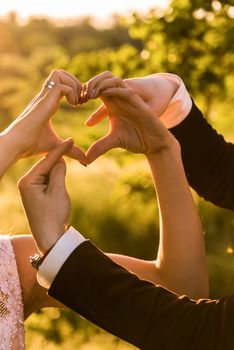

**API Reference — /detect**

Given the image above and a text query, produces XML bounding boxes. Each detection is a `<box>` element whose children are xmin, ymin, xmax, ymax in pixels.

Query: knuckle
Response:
<box><xmin>50</xmin><ymin>70</ymin><xmax>60</xmax><ymax>79</ymax></box>
<box><xmin>87</xmin><ymin>77</ymin><xmax>96</xmax><ymax>87</ymax></box>
<box><xmin>85</xmin><ymin>81</ymin><xmax>91</xmax><ymax>90</ymax></box>
<box><xmin>67</xmin><ymin>86</ymin><xmax>73</xmax><ymax>93</ymax></box>
<box><xmin>17</xmin><ymin>176</ymin><xmax>29</xmax><ymax>191</ymax></box>
<box><xmin>127</xmin><ymin>89</ymin><xmax>134</xmax><ymax>97</ymax></box>
<box><xmin>104</xmin><ymin>71</ymin><xmax>113</xmax><ymax>78</ymax></box>
<box><xmin>115</xmin><ymin>77</ymin><xmax>122</xmax><ymax>85</ymax></box>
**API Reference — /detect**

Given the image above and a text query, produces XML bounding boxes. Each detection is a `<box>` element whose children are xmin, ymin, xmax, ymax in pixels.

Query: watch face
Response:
<box><xmin>29</xmin><ymin>254</ymin><xmax>42</xmax><ymax>269</ymax></box>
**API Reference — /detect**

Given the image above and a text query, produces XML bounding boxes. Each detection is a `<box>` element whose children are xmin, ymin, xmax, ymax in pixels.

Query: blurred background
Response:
<box><xmin>1</xmin><ymin>0</ymin><xmax>234</xmax><ymax>348</ymax></box>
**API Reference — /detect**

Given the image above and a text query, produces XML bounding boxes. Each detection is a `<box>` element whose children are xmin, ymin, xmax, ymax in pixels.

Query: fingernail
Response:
<box><xmin>90</xmin><ymin>88</ymin><xmax>96</xmax><ymax>98</ymax></box>
<box><xmin>64</xmin><ymin>137</ymin><xmax>73</xmax><ymax>144</ymax></box>
<box><xmin>79</xmin><ymin>161</ymin><xmax>88</xmax><ymax>167</ymax></box>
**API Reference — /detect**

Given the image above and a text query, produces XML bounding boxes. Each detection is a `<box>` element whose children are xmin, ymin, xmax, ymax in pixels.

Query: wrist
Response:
<box><xmin>0</xmin><ymin>132</ymin><xmax>22</xmax><ymax>158</ymax></box>
<box><xmin>35</xmin><ymin>225</ymin><xmax>68</xmax><ymax>255</ymax></box>
<box><xmin>0</xmin><ymin>133</ymin><xmax>22</xmax><ymax>177</ymax></box>
<box><xmin>145</xmin><ymin>134</ymin><xmax>180</xmax><ymax>161</ymax></box>
<box><xmin>30</xmin><ymin>242</ymin><xmax>56</xmax><ymax>269</ymax></box>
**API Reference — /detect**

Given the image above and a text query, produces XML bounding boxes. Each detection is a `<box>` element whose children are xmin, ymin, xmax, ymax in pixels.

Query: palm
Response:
<box><xmin>86</xmin><ymin>94</ymin><xmax>152</xmax><ymax>163</ymax></box>
<box><xmin>84</xmin><ymin>71</ymin><xmax>179</xmax><ymax>164</ymax></box>
<box><xmin>108</xmin><ymin>115</ymin><xmax>145</xmax><ymax>154</ymax></box>
<box><xmin>24</xmin><ymin>121</ymin><xmax>61</xmax><ymax>157</ymax></box>
<box><xmin>19</xmin><ymin>114</ymin><xmax>86</xmax><ymax>163</ymax></box>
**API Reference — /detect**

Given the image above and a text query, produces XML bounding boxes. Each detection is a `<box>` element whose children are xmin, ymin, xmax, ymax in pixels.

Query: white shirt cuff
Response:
<box><xmin>37</xmin><ymin>226</ymin><xmax>86</xmax><ymax>289</ymax></box>
<box><xmin>156</xmin><ymin>73</ymin><xmax>192</xmax><ymax>128</ymax></box>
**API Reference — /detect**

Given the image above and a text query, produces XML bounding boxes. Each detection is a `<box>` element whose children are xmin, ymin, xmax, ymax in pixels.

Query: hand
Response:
<box><xmin>2</xmin><ymin>70</ymin><xmax>87</xmax><ymax>165</ymax></box>
<box><xmin>81</xmin><ymin>72</ymin><xmax>176</xmax><ymax>163</ymax></box>
<box><xmin>18</xmin><ymin>139</ymin><xmax>72</xmax><ymax>254</ymax></box>
<box><xmin>82</xmin><ymin>72</ymin><xmax>177</xmax><ymax>131</ymax></box>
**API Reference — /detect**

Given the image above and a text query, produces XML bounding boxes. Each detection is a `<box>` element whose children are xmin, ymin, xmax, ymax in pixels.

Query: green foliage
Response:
<box><xmin>68</xmin><ymin>44</ymin><xmax>143</xmax><ymax>82</ymax></box>
<box><xmin>128</xmin><ymin>1</ymin><xmax>234</xmax><ymax>116</ymax></box>
<box><xmin>25</xmin><ymin>309</ymin><xmax>135</xmax><ymax>349</ymax></box>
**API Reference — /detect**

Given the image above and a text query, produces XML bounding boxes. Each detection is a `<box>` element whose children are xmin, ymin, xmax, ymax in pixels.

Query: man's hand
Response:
<box><xmin>18</xmin><ymin>139</ymin><xmax>73</xmax><ymax>254</ymax></box>
<box><xmin>2</xmin><ymin>70</ymin><xmax>87</xmax><ymax>165</ymax></box>
<box><xmin>81</xmin><ymin>72</ymin><xmax>176</xmax><ymax>163</ymax></box>
<box><xmin>82</xmin><ymin>72</ymin><xmax>177</xmax><ymax>133</ymax></box>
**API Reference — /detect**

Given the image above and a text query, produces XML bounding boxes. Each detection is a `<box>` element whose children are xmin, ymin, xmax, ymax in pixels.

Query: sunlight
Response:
<box><xmin>0</xmin><ymin>0</ymin><xmax>170</xmax><ymax>20</ymax></box>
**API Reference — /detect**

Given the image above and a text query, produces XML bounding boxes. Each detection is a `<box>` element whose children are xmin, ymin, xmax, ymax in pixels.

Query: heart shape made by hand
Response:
<box><xmin>77</xmin><ymin>71</ymin><xmax>177</xmax><ymax>164</ymax></box>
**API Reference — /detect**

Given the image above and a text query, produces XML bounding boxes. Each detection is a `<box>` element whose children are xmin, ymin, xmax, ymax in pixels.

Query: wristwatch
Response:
<box><xmin>29</xmin><ymin>254</ymin><xmax>46</xmax><ymax>270</ymax></box>
<box><xmin>29</xmin><ymin>243</ymin><xmax>55</xmax><ymax>269</ymax></box>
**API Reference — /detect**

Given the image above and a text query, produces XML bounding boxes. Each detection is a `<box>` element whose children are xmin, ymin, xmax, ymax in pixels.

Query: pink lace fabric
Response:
<box><xmin>0</xmin><ymin>235</ymin><xmax>24</xmax><ymax>350</ymax></box>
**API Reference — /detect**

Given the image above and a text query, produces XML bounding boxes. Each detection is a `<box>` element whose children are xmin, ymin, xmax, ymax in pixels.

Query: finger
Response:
<box><xmin>81</xmin><ymin>71</ymin><xmax>114</xmax><ymax>102</ymax></box>
<box><xmin>88</xmin><ymin>77</ymin><xmax>128</xmax><ymax>99</ymax></box>
<box><xmin>86</xmin><ymin>133</ymin><xmax>120</xmax><ymax>164</ymax></box>
<box><xmin>101</xmin><ymin>87</ymin><xmax>134</xmax><ymax>101</ymax></box>
<box><xmin>20</xmin><ymin>84</ymin><xmax>77</xmax><ymax>126</ymax></box>
<box><xmin>21</xmin><ymin>72</ymin><xmax>81</xmax><ymax>122</ymax></box>
<box><xmin>25</xmin><ymin>138</ymin><xmax>73</xmax><ymax>178</ymax></box>
<box><xmin>40</xmin><ymin>83</ymin><xmax>73</xmax><ymax>110</ymax></box>
<box><xmin>51</xmin><ymin>70</ymin><xmax>80</xmax><ymax>103</ymax></box>
<box><xmin>57</xmin><ymin>70</ymin><xmax>82</xmax><ymax>104</ymax></box>
<box><xmin>43</xmin><ymin>70</ymin><xmax>81</xmax><ymax>106</ymax></box>
<box><xmin>58</xmin><ymin>70</ymin><xmax>82</xmax><ymax>93</ymax></box>
<box><xmin>85</xmin><ymin>104</ymin><xmax>107</xmax><ymax>126</ymax></box>
<box><xmin>48</xmin><ymin>159</ymin><xmax>67</xmax><ymax>193</ymax></box>
<box><xmin>67</xmin><ymin>144</ymin><xmax>88</xmax><ymax>166</ymax></box>
<box><xmin>23</xmin><ymin>92</ymin><xmax>41</xmax><ymax>112</ymax></box>
<box><xmin>102</xmin><ymin>88</ymin><xmax>153</xmax><ymax>119</ymax></box>
<box><xmin>80</xmin><ymin>82</ymin><xmax>89</xmax><ymax>104</ymax></box>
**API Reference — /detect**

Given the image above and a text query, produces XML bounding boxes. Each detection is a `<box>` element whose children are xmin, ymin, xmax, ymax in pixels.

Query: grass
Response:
<box><xmin>25</xmin><ymin>309</ymin><xmax>136</xmax><ymax>349</ymax></box>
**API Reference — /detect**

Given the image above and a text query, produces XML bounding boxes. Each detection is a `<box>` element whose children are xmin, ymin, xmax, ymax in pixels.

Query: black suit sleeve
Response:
<box><xmin>48</xmin><ymin>241</ymin><xmax>230</xmax><ymax>350</ymax></box>
<box><xmin>170</xmin><ymin>101</ymin><xmax>234</xmax><ymax>210</ymax></box>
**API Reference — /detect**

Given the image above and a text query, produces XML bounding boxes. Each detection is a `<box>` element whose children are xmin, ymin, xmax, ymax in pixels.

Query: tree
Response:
<box><xmin>128</xmin><ymin>0</ymin><xmax>234</xmax><ymax>116</ymax></box>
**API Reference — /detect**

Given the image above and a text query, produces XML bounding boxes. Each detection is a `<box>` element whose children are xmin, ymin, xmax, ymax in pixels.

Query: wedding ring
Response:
<box><xmin>45</xmin><ymin>80</ymin><xmax>56</xmax><ymax>89</ymax></box>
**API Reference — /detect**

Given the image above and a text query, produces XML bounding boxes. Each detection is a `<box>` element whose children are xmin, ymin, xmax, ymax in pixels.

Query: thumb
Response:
<box><xmin>48</xmin><ymin>158</ymin><xmax>67</xmax><ymax>193</ymax></box>
<box><xmin>18</xmin><ymin>139</ymin><xmax>73</xmax><ymax>198</ymax></box>
<box><xmin>86</xmin><ymin>133</ymin><xmax>119</xmax><ymax>164</ymax></box>
<box><xmin>27</xmin><ymin>138</ymin><xmax>73</xmax><ymax>178</ymax></box>
<box><xmin>67</xmin><ymin>143</ymin><xmax>88</xmax><ymax>166</ymax></box>
<box><xmin>85</xmin><ymin>104</ymin><xmax>107</xmax><ymax>126</ymax></box>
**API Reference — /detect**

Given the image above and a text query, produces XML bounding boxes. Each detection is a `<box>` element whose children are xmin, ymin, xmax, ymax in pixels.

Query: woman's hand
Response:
<box><xmin>18</xmin><ymin>139</ymin><xmax>72</xmax><ymax>254</ymax></box>
<box><xmin>82</xmin><ymin>72</ymin><xmax>177</xmax><ymax>163</ymax></box>
<box><xmin>1</xmin><ymin>70</ymin><xmax>87</xmax><ymax>164</ymax></box>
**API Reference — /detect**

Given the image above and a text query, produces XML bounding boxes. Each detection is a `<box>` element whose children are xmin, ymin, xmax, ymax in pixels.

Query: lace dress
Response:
<box><xmin>0</xmin><ymin>235</ymin><xmax>24</xmax><ymax>349</ymax></box>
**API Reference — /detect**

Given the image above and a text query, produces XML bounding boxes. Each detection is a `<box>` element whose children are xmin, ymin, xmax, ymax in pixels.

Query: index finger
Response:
<box><xmin>24</xmin><ymin>139</ymin><xmax>73</xmax><ymax>179</ymax></box>
<box><xmin>81</xmin><ymin>71</ymin><xmax>114</xmax><ymax>103</ymax></box>
<box><xmin>42</xmin><ymin>70</ymin><xmax>82</xmax><ymax>106</ymax></box>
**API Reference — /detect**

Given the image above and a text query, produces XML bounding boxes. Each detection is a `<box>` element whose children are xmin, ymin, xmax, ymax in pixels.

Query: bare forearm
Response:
<box><xmin>146</xmin><ymin>141</ymin><xmax>208</xmax><ymax>299</ymax></box>
<box><xmin>11</xmin><ymin>235</ymin><xmax>62</xmax><ymax>319</ymax></box>
<box><xmin>107</xmin><ymin>253</ymin><xmax>161</xmax><ymax>285</ymax></box>
<box><xmin>0</xmin><ymin>134</ymin><xmax>20</xmax><ymax>178</ymax></box>
<box><xmin>108</xmin><ymin>139</ymin><xmax>208</xmax><ymax>299</ymax></box>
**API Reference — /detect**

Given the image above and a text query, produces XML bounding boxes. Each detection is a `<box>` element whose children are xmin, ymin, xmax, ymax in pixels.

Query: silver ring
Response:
<box><xmin>45</xmin><ymin>80</ymin><xmax>56</xmax><ymax>89</ymax></box>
